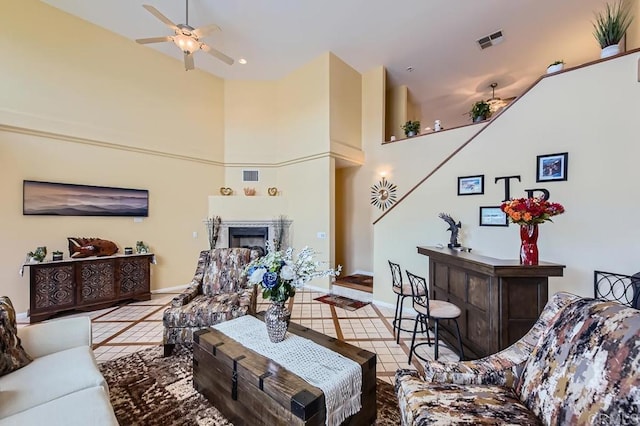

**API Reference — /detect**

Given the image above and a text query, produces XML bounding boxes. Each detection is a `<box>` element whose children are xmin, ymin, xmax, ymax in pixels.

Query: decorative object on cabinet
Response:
<box><xmin>124</xmin><ymin>247</ymin><xmax>133</xmax><ymax>255</ymax></box>
<box><xmin>68</xmin><ymin>237</ymin><xmax>118</xmax><ymax>258</ymax></box>
<box><xmin>243</xmin><ymin>187</ymin><xmax>256</xmax><ymax>196</ymax></box>
<box><xmin>205</xmin><ymin>216</ymin><xmax>222</xmax><ymax>249</ymax></box>
<box><xmin>546</xmin><ymin>60</ymin><xmax>565</xmax><ymax>73</ymax></box>
<box><xmin>267</xmin><ymin>187</ymin><xmax>278</xmax><ymax>196</ymax></box>
<box><xmin>401</xmin><ymin>120</ymin><xmax>421</xmax><ymax>137</ymax></box>
<box><xmin>23</xmin><ymin>180</ymin><xmax>148</xmax><ymax>217</ymax></box>
<box><xmin>52</xmin><ymin>251</ymin><xmax>63</xmax><ymax>261</ymax></box>
<box><xmin>500</xmin><ymin>197</ymin><xmax>565</xmax><ymax>265</ymax></box>
<box><xmin>24</xmin><ymin>254</ymin><xmax>153</xmax><ymax>323</ymax></box>
<box><xmin>479</xmin><ymin>206</ymin><xmax>508</xmax><ymax>226</ymax></box>
<box><xmin>457</xmin><ymin>175</ymin><xmax>484</xmax><ymax>195</ymax></box>
<box><xmin>219</xmin><ymin>187</ymin><xmax>233</xmax><ymax>196</ymax></box>
<box><xmin>27</xmin><ymin>246</ymin><xmax>47</xmax><ymax>263</ymax></box>
<box><xmin>469</xmin><ymin>100</ymin><xmax>492</xmax><ymax>122</ymax></box>
<box><xmin>370</xmin><ymin>177</ymin><xmax>397</xmax><ymax>211</ymax></box>
<box><xmin>136</xmin><ymin>241</ymin><xmax>149</xmax><ymax>254</ymax></box>
<box><xmin>438</xmin><ymin>213</ymin><xmax>462</xmax><ymax>248</ymax></box>
<box><xmin>592</xmin><ymin>0</ymin><xmax>633</xmax><ymax>58</ymax></box>
<box><xmin>536</xmin><ymin>152</ymin><xmax>568</xmax><ymax>182</ymax></box>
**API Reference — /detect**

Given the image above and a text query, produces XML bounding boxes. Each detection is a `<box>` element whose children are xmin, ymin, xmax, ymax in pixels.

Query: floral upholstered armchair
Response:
<box><xmin>163</xmin><ymin>248</ymin><xmax>260</xmax><ymax>356</ymax></box>
<box><xmin>396</xmin><ymin>292</ymin><xmax>640</xmax><ymax>425</ymax></box>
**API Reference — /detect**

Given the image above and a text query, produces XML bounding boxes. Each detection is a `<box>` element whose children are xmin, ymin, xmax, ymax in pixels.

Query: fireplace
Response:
<box><xmin>214</xmin><ymin>219</ymin><xmax>292</xmax><ymax>253</ymax></box>
<box><xmin>229</xmin><ymin>227</ymin><xmax>268</xmax><ymax>254</ymax></box>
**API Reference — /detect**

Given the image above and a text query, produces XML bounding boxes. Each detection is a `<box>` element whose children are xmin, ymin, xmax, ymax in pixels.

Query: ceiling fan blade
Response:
<box><xmin>193</xmin><ymin>24</ymin><xmax>221</xmax><ymax>39</ymax></box>
<box><xmin>142</xmin><ymin>5</ymin><xmax>179</xmax><ymax>31</ymax></box>
<box><xmin>184</xmin><ymin>52</ymin><xmax>195</xmax><ymax>71</ymax></box>
<box><xmin>201</xmin><ymin>43</ymin><xmax>234</xmax><ymax>65</ymax></box>
<box><xmin>135</xmin><ymin>36</ymin><xmax>172</xmax><ymax>45</ymax></box>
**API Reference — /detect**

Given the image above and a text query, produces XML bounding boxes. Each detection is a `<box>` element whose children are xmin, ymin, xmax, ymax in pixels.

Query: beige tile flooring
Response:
<box><xmin>23</xmin><ymin>289</ymin><xmax>459</xmax><ymax>385</ymax></box>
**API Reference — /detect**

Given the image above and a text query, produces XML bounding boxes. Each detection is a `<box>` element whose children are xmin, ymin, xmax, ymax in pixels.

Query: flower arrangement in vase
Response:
<box><xmin>500</xmin><ymin>197</ymin><xmax>565</xmax><ymax>265</ymax></box>
<box><xmin>244</xmin><ymin>241</ymin><xmax>341</xmax><ymax>342</ymax></box>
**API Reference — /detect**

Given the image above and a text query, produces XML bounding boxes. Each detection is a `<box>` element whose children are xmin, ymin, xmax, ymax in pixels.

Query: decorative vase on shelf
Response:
<box><xmin>520</xmin><ymin>224</ymin><xmax>539</xmax><ymax>265</ymax></box>
<box><xmin>265</xmin><ymin>301</ymin><xmax>291</xmax><ymax>343</ymax></box>
<box><xmin>600</xmin><ymin>44</ymin><xmax>620</xmax><ymax>58</ymax></box>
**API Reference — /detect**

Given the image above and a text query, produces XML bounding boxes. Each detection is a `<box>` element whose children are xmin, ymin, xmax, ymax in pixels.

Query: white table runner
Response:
<box><xmin>213</xmin><ymin>315</ymin><xmax>362</xmax><ymax>426</ymax></box>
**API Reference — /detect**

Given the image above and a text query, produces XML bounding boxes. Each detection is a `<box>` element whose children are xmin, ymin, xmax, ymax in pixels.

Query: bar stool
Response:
<box><xmin>390</xmin><ymin>261</ymin><xmax>425</xmax><ymax>344</ymax></box>
<box><xmin>406</xmin><ymin>270</ymin><xmax>464</xmax><ymax>363</ymax></box>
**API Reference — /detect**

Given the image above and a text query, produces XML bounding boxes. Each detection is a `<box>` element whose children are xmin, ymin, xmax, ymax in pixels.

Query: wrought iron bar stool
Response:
<box><xmin>390</xmin><ymin>261</ymin><xmax>425</xmax><ymax>344</ymax></box>
<box><xmin>406</xmin><ymin>270</ymin><xmax>464</xmax><ymax>363</ymax></box>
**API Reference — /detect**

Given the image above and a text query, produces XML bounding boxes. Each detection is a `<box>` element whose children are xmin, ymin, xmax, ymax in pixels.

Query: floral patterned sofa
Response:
<box><xmin>395</xmin><ymin>292</ymin><xmax>640</xmax><ymax>425</ymax></box>
<box><xmin>163</xmin><ymin>248</ymin><xmax>260</xmax><ymax>356</ymax></box>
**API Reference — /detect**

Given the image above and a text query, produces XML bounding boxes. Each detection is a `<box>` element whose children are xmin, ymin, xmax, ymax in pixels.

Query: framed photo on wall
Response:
<box><xmin>536</xmin><ymin>152</ymin><xmax>568</xmax><ymax>182</ymax></box>
<box><xmin>23</xmin><ymin>180</ymin><xmax>149</xmax><ymax>216</ymax></box>
<box><xmin>479</xmin><ymin>206</ymin><xmax>508</xmax><ymax>227</ymax></box>
<box><xmin>457</xmin><ymin>175</ymin><xmax>484</xmax><ymax>195</ymax></box>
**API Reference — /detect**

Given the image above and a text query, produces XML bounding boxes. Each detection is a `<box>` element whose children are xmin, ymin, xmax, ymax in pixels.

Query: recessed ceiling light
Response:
<box><xmin>238</xmin><ymin>58</ymin><xmax>247</xmax><ymax>65</ymax></box>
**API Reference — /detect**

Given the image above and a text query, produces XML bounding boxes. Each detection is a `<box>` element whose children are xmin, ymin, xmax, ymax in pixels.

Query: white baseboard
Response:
<box><xmin>152</xmin><ymin>284</ymin><xmax>189</xmax><ymax>293</ymax></box>
<box><xmin>16</xmin><ymin>311</ymin><xmax>28</xmax><ymax>321</ymax></box>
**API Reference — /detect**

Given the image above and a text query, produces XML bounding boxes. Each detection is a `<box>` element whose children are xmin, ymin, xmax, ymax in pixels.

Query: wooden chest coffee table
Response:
<box><xmin>193</xmin><ymin>316</ymin><xmax>377</xmax><ymax>426</ymax></box>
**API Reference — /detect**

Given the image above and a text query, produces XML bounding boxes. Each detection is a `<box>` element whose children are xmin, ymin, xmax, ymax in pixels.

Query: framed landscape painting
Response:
<box><xmin>457</xmin><ymin>175</ymin><xmax>484</xmax><ymax>195</ymax></box>
<box><xmin>536</xmin><ymin>152</ymin><xmax>568</xmax><ymax>182</ymax></box>
<box><xmin>23</xmin><ymin>180</ymin><xmax>149</xmax><ymax>216</ymax></box>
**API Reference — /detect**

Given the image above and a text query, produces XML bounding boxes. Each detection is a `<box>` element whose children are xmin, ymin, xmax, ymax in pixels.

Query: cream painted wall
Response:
<box><xmin>0</xmin><ymin>0</ymin><xmax>225</xmax><ymax>160</ymax></box>
<box><xmin>385</xmin><ymin>85</ymin><xmax>408</xmax><ymax>141</ymax></box>
<box><xmin>277</xmin><ymin>54</ymin><xmax>330</xmax><ymax>159</ymax></box>
<box><xmin>626</xmin><ymin>0</ymin><xmax>639</xmax><ymax>49</ymax></box>
<box><xmin>223</xmin><ymin>80</ymin><xmax>279</xmax><ymax>164</ymax></box>
<box><xmin>1</xmin><ymin>0</ymin><xmax>226</xmax><ymax>313</ymax></box>
<box><xmin>372</xmin><ymin>52</ymin><xmax>640</xmax><ymax>305</ymax></box>
<box><xmin>329</xmin><ymin>54</ymin><xmax>362</xmax><ymax>150</ymax></box>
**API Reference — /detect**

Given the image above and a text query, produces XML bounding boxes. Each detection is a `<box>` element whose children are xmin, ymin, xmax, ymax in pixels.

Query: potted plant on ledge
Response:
<box><xmin>546</xmin><ymin>60</ymin><xmax>565</xmax><ymax>74</ymax></box>
<box><xmin>401</xmin><ymin>120</ymin><xmax>421</xmax><ymax>137</ymax></box>
<box><xmin>469</xmin><ymin>100</ymin><xmax>492</xmax><ymax>122</ymax></box>
<box><xmin>592</xmin><ymin>0</ymin><xmax>634</xmax><ymax>58</ymax></box>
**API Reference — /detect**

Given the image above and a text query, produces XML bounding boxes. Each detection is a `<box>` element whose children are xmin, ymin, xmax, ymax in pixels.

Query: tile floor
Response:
<box><xmin>20</xmin><ymin>289</ymin><xmax>459</xmax><ymax>385</ymax></box>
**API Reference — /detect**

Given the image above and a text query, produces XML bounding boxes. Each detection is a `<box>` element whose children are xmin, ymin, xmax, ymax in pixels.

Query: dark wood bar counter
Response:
<box><xmin>417</xmin><ymin>246</ymin><xmax>565</xmax><ymax>359</ymax></box>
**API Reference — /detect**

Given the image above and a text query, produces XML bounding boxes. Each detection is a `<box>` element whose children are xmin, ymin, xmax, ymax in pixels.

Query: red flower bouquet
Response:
<box><xmin>500</xmin><ymin>197</ymin><xmax>565</xmax><ymax>225</ymax></box>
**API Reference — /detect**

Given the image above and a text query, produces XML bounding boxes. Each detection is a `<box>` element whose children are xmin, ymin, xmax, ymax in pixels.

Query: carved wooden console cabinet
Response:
<box><xmin>417</xmin><ymin>246</ymin><xmax>564</xmax><ymax>359</ymax></box>
<box><xmin>25</xmin><ymin>254</ymin><xmax>153</xmax><ymax>323</ymax></box>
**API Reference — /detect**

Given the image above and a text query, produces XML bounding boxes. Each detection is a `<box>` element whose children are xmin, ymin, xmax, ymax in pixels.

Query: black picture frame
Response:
<box><xmin>457</xmin><ymin>174</ymin><xmax>484</xmax><ymax>195</ymax></box>
<box><xmin>23</xmin><ymin>180</ymin><xmax>149</xmax><ymax>217</ymax></box>
<box><xmin>536</xmin><ymin>152</ymin><xmax>568</xmax><ymax>182</ymax></box>
<box><xmin>479</xmin><ymin>206</ymin><xmax>508</xmax><ymax>227</ymax></box>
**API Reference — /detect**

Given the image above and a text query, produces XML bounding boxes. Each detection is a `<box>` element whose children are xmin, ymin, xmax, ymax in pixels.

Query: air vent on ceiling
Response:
<box><xmin>243</xmin><ymin>169</ymin><xmax>259</xmax><ymax>182</ymax></box>
<box><xmin>477</xmin><ymin>30</ymin><xmax>504</xmax><ymax>50</ymax></box>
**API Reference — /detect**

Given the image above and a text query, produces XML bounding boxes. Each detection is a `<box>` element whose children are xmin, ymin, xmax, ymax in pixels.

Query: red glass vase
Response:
<box><xmin>519</xmin><ymin>224</ymin><xmax>539</xmax><ymax>265</ymax></box>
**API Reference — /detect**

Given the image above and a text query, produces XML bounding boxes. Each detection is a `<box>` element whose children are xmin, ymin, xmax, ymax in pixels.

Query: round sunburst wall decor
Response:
<box><xmin>370</xmin><ymin>177</ymin><xmax>397</xmax><ymax>211</ymax></box>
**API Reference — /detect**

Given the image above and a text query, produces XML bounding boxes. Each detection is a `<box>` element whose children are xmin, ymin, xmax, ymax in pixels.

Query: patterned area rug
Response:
<box><xmin>99</xmin><ymin>345</ymin><xmax>401</xmax><ymax>425</ymax></box>
<box><xmin>314</xmin><ymin>294</ymin><xmax>371</xmax><ymax>311</ymax></box>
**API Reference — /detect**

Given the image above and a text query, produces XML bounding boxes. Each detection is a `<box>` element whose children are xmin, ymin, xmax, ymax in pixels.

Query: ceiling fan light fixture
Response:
<box><xmin>172</xmin><ymin>34</ymin><xmax>198</xmax><ymax>54</ymax></box>
<box><xmin>486</xmin><ymin>82</ymin><xmax>509</xmax><ymax>113</ymax></box>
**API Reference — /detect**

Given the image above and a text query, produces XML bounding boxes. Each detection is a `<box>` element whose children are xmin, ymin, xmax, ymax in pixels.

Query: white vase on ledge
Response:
<box><xmin>600</xmin><ymin>44</ymin><xmax>620</xmax><ymax>59</ymax></box>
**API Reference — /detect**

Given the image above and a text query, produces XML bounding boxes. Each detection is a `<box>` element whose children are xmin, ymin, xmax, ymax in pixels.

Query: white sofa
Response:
<box><xmin>0</xmin><ymin>316</ymin><xmax>118</xmax><ymax>425</ymax></box>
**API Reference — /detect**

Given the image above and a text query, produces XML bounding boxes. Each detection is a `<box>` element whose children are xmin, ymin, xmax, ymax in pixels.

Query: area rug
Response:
<box><xmin>335</xmin><ymin>274</ymin><xmax>374</xmax><ymax>288</ymax></box>
<box><xmin>314</xmin><ymin>294</ymin><xmax>371</xmax><ymax>311</ymax></box>
<box><xmin>99</xmin><ymin>345</ymin><xmax>401</xmax><ymax>425</ymax></box>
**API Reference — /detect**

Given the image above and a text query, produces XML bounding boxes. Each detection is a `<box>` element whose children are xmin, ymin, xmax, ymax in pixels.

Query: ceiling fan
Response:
<box><xmin>135</xmin><ymin>1</ymin><xmax>234</xmax><ymax>71</ymax></box>
<box><xmin>486</xmin><ymin>82</ymin><xmax>516</xmax><ymax>113</ymax></box>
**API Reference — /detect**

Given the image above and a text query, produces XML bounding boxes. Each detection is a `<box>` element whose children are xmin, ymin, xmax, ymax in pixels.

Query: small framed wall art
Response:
<box><xmin>457</xmin><ymin>175</ymin><xmax>484</xmax><ymax>195</ymax></box>
<box><xmin>479</xmin><ymin>206</ymin><xmax>508</xmax><ymax>227</ymax></box>
<box><xmin>536</xmin><ymin>152</ymin><xmax>568</xmax><ymax>182</ymax></box>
